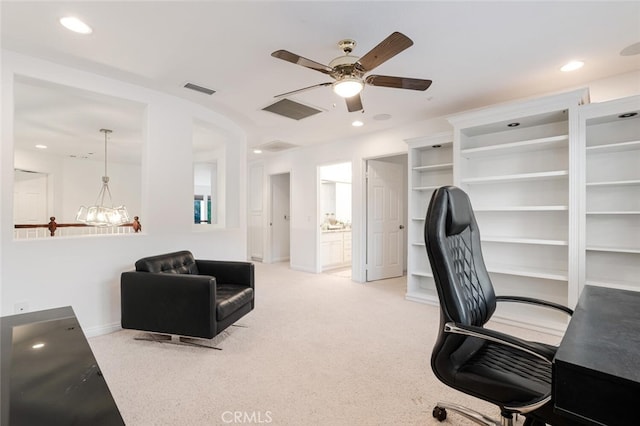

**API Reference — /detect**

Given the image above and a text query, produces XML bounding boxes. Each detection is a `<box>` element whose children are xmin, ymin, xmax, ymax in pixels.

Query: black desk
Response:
<box><xmin>554</xmin><ymin>285</ymin><xmax>640</xmax><ymax>426</ymax></box>
<box><xmin>0</xmin><ymin>306</ymin><xmax>124</xmax><ymax>426</ymax></box>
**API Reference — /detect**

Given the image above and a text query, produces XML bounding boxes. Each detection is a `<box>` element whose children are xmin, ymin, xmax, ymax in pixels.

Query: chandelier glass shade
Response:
<box><xmin>76</xmin><ymin>129</ymin><xmax>130</xmax><ymax>227</ymax></box>
<box><xmin>332</xmin><ymin>77</ymin><xmax>364</xmax><ymax>98</ymax></box>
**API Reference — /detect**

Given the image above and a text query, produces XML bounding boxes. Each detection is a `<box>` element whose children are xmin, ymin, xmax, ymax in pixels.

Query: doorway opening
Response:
<box><xmin>318</xmin><ymin>162</ymin><xmax>352</xmax><ymax>276</ymax></box>
<box><xmin>365</xmin><ymin>154</ymin><xmax>408</xmax><ymax>282</ymax></box>
<box><xmin>269</xmin><ymin>172</ymin><xmax>291</xmax><ymax>264</ymax></box>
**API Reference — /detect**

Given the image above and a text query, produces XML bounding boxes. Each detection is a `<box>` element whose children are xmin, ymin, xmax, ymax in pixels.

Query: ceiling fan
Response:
<box><xmin>271</xmin><ymin>31</ymin><xmax>432</xmax><ymax>113</ymax></box>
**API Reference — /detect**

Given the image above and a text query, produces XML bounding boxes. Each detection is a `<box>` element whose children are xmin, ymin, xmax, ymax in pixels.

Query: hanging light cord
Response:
<box><xmin>95</xmin><ymin>128</ymin><xmax>113</xmax><ymax>207</ymax></box>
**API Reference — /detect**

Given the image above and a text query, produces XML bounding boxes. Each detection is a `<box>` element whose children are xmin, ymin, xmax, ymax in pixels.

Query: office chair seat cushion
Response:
<box><xmin>455</xmin><ymin>340</ymin><xmax>553</xmax><ymax>405</ymax></box>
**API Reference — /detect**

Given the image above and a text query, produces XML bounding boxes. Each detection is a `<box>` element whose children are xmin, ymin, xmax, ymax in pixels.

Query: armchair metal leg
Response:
<box><xmin>178</xmin><ymin>336</ymin><xmax>223</xmax><ymax>350</ymax></box>
<box><xmin>134</xmin><ymin>333</ymin><xmax>222</xmax><ymax>350</ymax></box>
<box><xmin>433</xmin><ymin>402</ymin><xmax>504</xmax><ymax>426</ymax></box>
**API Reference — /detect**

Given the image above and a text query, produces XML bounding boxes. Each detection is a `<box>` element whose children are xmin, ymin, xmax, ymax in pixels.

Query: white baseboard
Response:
<box><xmin>83</xmin><ymin>321</ymin><xmax>122</xmax><ymax>338</ymax></box>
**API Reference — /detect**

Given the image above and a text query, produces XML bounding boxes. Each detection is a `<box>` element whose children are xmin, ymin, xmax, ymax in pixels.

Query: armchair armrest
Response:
<box><xmin>196</xmin><ymin>260</ymin><xmax>254</xmax><ymax>288</ymax></box>
<box><xmin>496</xmin><ymin>295</ymin><xmax>573</xmax><ymax>316</ymax></box>
<box><xmin>121</xmin><ymin>271</ymin><xmax>217</xmax><ymax>338</ymax></box>
<box><xmin>444</xmin><ymin>322</ymin><xmax>555</xmax><ymax>363</ymax></box>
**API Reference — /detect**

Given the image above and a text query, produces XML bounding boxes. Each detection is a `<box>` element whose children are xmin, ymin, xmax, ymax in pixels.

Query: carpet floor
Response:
<box><xmin>89</xmin><ymin>262</ymin><xmax>559</xmax><ymax>425</ymax></box>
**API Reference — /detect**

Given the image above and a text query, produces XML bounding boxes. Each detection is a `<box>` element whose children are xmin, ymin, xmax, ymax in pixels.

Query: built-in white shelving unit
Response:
<box><xmin>404</xmin><ymin>90</ymin><xmax>640</xmax><ymax>334</ymax></box>
<box><xmin>445</xmin><ymin>88</ymin><xmax>588</xmax><ymax>333</ymax></box>
<box><xmin>580</xmin><ymin>95</ymin><xmax>640</xmax><ymax>293</ymax></box>
<box><xmin>405</xmin><ymin>132</ymin><xmax>453</xmax><ymax>304</ymax></box>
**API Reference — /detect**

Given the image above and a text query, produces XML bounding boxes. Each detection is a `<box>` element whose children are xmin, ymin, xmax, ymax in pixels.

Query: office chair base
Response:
<box><xmin>433</xmin><ymin>402</ymin><xmax>505</xmax><ymax>426</ymax></box>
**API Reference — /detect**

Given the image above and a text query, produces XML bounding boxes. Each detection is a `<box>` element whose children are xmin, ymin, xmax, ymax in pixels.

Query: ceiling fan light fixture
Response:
<box><xmin>333</xmin><ymin>78</ymin><xmax>364</xmax><ymax>98</ymax></box>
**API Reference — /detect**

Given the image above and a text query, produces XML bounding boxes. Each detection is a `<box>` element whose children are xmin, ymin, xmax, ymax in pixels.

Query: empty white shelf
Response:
<box><xmin>475</xmin><ymin>206</ymin><xmax>568</xmax><ymax>212</ymax></box>
<box><xmin>412</xmin><ymin>271</ymin><xmax>433</xmax><ymax>278</ymax></box>
<box><xmin>586</xmin><ymin>211</ymin><xmax>640</xmax><ymax>215</ymax></box>
<box><xmin>461</xmin><ymin>135</ymin><xmax>568</xmax><ymax>158</ymax></box>
<box><xmin>586</xmin><ymin>140</ymin><xmax>640</xmax><ymax>154</ymax></box>
<box><xmin>486</xmin><ymin>265</ymin><xmax>568</xmax><ymax>281</ymax></box>
<box><xmin>413</xmin><ymin>163</ymin><xmax>453</xmax><ymax>172</ymax></box>
<box><xmin>482</xmin><ymin>236</ymin><xmax>569</xmax><ymax>246</ymax></box>
<box><xmin>585</xmin><ymin>280</ymin><xmax>640</xmax><ymax>292</ymax></box>
<box><xmin>413</xmin><ymin>185</ymin><xmax>440</xmax><ymax>191</ymax></box>
<box><xmin>586</xmin><ymin>179</ymin><xmax>640</xmax><ymax>187</ymax></box>
<box><xmin>586</xmin><ymin>246</ymin><xmax>640</xmax><ymax>254</ymax></box>
<box><xmin>462</xmin><ymin>170</ymin><xmax>569</xmax><ymax>184</ymax></box>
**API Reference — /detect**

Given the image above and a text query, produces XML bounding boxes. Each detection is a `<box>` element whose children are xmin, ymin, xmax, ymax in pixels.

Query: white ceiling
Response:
<box><xmin>2</xmin><ymin>1</ymin><xmax>640</xmax><ymax>160</ymax></box>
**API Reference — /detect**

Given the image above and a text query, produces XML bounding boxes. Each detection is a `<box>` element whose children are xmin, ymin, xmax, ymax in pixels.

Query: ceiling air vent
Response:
<box><xmin>184</xmin><ymin>82</ymin><xmax>216</xmax><ymax>95</ymax></box>
<box><xmin>262</xmin><ymin>99</ymin><xmax>322</xmax><ymax>120</ymax></box>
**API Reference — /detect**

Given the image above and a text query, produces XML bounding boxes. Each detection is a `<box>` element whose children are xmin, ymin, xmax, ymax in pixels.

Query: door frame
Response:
<box><xmin>316</xmin><ymin>161</ymin><xmax>353</xmax><ymax>274</ymax></box>
<box><xmin>361</xmin><ymin>153</ymin><xmax>408</xmax><ymax>282</ymax></box>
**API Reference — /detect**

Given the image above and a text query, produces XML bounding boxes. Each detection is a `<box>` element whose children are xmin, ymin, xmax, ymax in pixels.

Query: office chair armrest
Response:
<box><xmin>496</xmin><ymin>295</ymin><xmax>573</xmax><ymax>316</ymax></box>
<box><xmin>444</xmin><ymin>322</ymin><xmax>555</xmax><ymax>363</ymax></box>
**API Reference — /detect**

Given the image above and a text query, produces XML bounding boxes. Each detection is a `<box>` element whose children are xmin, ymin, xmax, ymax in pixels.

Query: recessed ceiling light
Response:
<box><xmin>253</xmin><ymin>149</ymin><xmax>262</xmax><ymax>154</ymax></box>
<box><xmin>35</xmin><ymin>144</ymin><xmax>47</xmax><ymax>149</ymax></box>
<box><xmin>560</xmin><ymin>60</ymin><xmax>584</xmax><ymax>72</ymax></box>
<box><xmin>32</xmin><ymin>343</ymin><xmax>45</xmax><ymax>349</ymax></box>
<box><xmin>373</xmin><ymin>114</ymin><xmax>392</xmax><ymax>121</ymax></box>
<box><xmin>352</xmin><ymin>120</ymin><xmax>364</xmax><ymax>127</ymax></box>
<box><xmin>507</xmin><ymin>122</ymin><xmax>520</xmax><ymax>127</ymax></box>
<box><xmin>619</xmin><ymin>112</ymin><xmax>638</xmax><ymax>119</ymax></box>
<box><xmin>59</xmin><ymin>16</ymin><xmax>93</xmax><ymax>34</ymax></box>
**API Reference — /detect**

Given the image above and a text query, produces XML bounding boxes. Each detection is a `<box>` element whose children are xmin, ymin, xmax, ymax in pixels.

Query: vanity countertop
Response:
<box><xmin>322</xmin><ymin>228</ymin><xmax>351</xmax><ymax>233</ymax></box>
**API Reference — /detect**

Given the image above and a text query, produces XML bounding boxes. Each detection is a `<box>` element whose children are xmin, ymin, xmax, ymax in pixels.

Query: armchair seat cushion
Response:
<box><xmin>216</xmin><ymin>285</ymin><xmax>254</xmax><ymax>321</ymax></box>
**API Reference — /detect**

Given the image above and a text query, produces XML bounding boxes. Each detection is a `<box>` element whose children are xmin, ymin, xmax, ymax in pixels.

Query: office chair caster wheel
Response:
<box><xmin>432</xmin><ymin>406</ymin><xmax>447</xmax><ymax>421</ymax></box>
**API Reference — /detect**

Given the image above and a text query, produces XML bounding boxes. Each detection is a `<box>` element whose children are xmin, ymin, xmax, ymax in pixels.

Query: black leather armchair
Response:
<box><xmin>121</xmin><ymin>251</ymin><xmax>254</xmax><ymax>343</ymax></box>
<box><xmin>424</xmin><ymin>186</ymin><xmax>577</xmax><ymax>426</ymax></box>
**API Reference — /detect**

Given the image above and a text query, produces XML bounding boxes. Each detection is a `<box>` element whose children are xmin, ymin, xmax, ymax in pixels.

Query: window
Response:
<box><xmin>193</xmin><ymin>120</ymin><xmax>226</xmax><ymax>228</ymax></box>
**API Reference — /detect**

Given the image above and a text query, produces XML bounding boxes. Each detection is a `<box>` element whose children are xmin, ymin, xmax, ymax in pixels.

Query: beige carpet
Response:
<box><xmin>89</xmin><ymin>262</ymin><xmax>559</xmax><ymax>425</ymax></box>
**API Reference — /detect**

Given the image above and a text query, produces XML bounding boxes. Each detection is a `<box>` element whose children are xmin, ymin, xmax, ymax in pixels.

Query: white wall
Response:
<box><xmin>1</xmin><ymin>50</ymin><xmax>248</xmax><ymax>336</ymax></box>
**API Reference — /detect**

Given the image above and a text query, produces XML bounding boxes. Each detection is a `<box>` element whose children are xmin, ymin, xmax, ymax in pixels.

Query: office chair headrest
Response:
<box><xmin>445</xmin><ymin>186</ymin><xmax>473</xmax><ymax>236</ymax></box>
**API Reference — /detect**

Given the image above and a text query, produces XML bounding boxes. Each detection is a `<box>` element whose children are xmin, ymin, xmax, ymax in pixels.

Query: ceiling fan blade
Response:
<box><xmin>357</xmin><ymin>32</ymin><xmax>413</xmax><ymax>72</ymax></box>
<box><xmin>271</xmin><ymin>50</ymin><xmax>333</xmax><ymax>74</ymax></box>
<box><xmin>274</xmin><ymin>82</ymin><xmax>332</xmax><ymax>98</ymax></box>
<box><xmin>345</xmin><ymin>94</ymin><xmax>363</xmax><ymax>112</ymax></box>
<box><xmin>365</xmin><ymin>75</ymin><xmax>432</xmax><ymax>91</ymax></box>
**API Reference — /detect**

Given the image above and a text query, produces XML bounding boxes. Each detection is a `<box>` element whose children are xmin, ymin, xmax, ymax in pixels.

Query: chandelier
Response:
<box><xmin>76</xmin><ymin>129</ymin><xmax>130</xmax><ymax>226</ymax></box>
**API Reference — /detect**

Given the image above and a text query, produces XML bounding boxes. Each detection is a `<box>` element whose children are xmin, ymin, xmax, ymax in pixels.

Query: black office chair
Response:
<box><xmin>424</xmin><ymin>186</ymin><xmax>577</xmax><ymax>426</ymax></box>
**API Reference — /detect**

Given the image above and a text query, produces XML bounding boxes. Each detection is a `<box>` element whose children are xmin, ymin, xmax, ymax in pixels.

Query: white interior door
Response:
<box><xmin>14</xmin><ymin>170</ymin><xmax>48</xmax><ymax>224</ymax></box>
<box><xmin>270</xmin><ymin>173</ymin><xmax>291</xmax><ymax>263</ymax></box>
<box><xmin>366</xmin><ymin>160</ymin><xmax>404</xmax><ymax>281</ymax></box>
<box><xmin>248</xmin><ymin>164</ymin><xmax>264</xmax><ymax>261</ymax></box>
